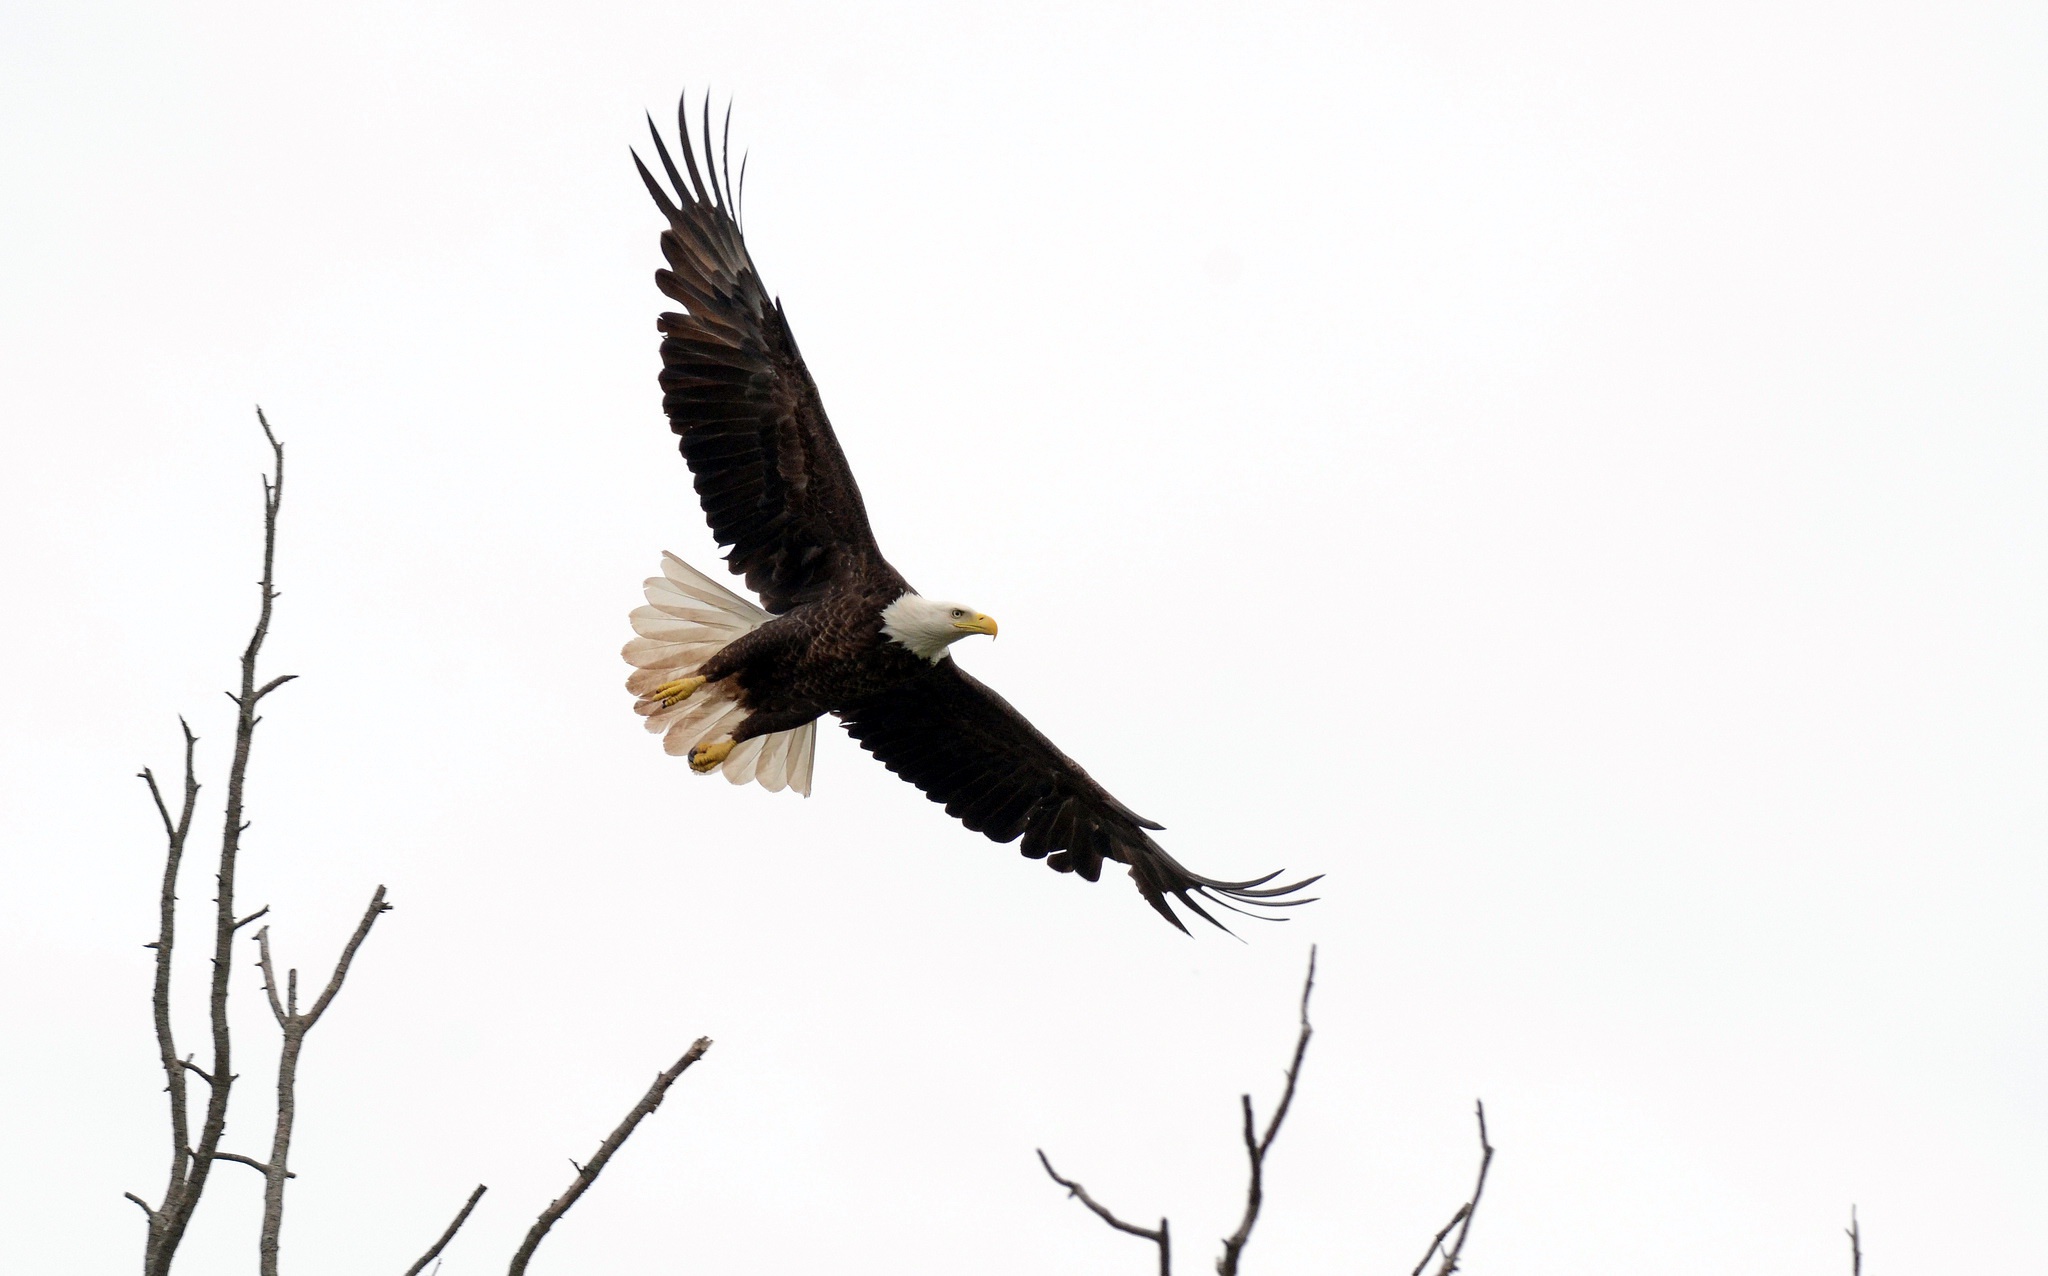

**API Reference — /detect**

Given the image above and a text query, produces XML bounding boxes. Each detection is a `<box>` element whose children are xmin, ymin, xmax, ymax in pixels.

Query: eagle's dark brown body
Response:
<box><xmin>701</xmin><ymin>583</ymin><xmax>927</xmax><ymax>742</ymax></box>
<box><xmin>629</xmin><ymin>100</ymin><xmax>1318</xmax><ymax>930</ymax></box>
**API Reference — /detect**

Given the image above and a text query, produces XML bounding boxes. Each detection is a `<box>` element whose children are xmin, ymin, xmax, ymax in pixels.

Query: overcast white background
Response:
<box><xmin>3</xmin><ymin>1</ymin><xmax>2043</xmax><ymax>1272</ymax></box>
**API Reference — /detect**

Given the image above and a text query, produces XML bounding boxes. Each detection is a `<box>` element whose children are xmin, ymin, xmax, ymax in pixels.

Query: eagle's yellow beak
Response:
<box><xmin>953</xmin><ymin>612</ymin><xmax>999</xmax><ymax>637</ymax></box>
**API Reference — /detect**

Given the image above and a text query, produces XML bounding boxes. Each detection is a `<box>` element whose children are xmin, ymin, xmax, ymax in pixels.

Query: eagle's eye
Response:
<box><xmin>950</xmin><ymin>608</ymin><xmax>965</xmax><ymax>619</ymax></box>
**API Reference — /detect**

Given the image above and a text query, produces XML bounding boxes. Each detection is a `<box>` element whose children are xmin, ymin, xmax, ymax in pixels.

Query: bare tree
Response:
<box><xmin>128</xmin><ymin>409</ymin><xmax>300</xmax><ymax>1275</ymax></box>
<box><xmin>1039</xmin><ymin>947</ymin><xmax>1339</xmax><ymax>1275</ymax></box>
<box><xmin>128</xmin><ymin>412</ymin><xmax>400</xmax><ymax>1272</ymax></box>
<box><xmin>126</xmin><ymin>413</ymin><xmax>713</xmax><ymax>1274</ymax></box>
<box><xmin>1040</xmin><ymin>948</ymin><xmax>1496</xmax><ymax>1275</ymax></box>
<box><xmin>1409</xmin><ymin>1104</ymin><xmax>1494</xmax><ymax>1276</ymax></box>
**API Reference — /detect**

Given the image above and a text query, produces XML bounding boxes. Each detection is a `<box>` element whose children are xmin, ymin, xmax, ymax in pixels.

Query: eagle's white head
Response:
<box><xmin>881</xmin><ymin>593</ymin><xmax>999</xmax><ymax>662</ymax></box>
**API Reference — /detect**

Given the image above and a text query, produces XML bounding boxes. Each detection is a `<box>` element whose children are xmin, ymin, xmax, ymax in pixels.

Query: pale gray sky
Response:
<box><xmin>3</xmin><ymin>1</ymin><xmax>2043</xmax><ymax>1272</ymax></box>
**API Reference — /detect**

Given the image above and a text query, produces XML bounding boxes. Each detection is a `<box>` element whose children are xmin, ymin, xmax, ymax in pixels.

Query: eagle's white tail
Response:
<box><xmin>623</xmin><ymin>552</ymin><xmax>816</xmax><ymax>796</ymax></box>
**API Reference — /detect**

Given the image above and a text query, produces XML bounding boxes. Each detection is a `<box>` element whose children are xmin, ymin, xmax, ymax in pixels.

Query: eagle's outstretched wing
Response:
<box><xmin>635</xmin><ymin>100</ymin><xmax>889</xmax><ymax>613</ymax></box>
<box><xmin>838</xmin><ymin>662</ymin><xmax>1321</xmax><ymax>932</ymax></box>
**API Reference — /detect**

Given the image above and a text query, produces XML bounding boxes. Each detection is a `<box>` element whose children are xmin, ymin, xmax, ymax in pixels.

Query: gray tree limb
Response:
<box><xmin>1038</xmin><ymin>948</ymin><xmax>1318</xmax><ymax>1276</ymax></box>
<box><xmin>1036</xmin><ymin>1150</ymin><xmax>1171</xmax><ymax>1276</ymax></box>
<box><xmin>506</xmin><ymin>1039</ymin><xmax>713</xmax><ymax>1276</ymax></box>
<box><xmin>404</xmin><ymin>1184</ymin><xmax>488</xmax><ymax>1276</ymax></box>
<box><xmin>1412</xmin><ymin>1102</ymin><xmax>1494</xmax><ymax>1276</ymax></box>
<box><xmin>1216</xmin><ymin>946</ymin><xmax>1316</xmax><ymax>1276</ymax></box>
<box><xmin>252</xmin><ymin>886</ymin><xmax>393</xmax><ymax>1276</ymax></box>
<box><xmin>136</xmin><ymin>720</ymin><xmax>200</xmax><ymax>1262</ymax></box>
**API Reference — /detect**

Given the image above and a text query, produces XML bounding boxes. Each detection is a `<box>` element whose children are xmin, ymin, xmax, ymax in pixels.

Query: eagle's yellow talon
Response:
<box><xmin>689</xmin><ymin>737</ymin><xmax>735</xmax><ymax>773</ymax></box>
<box><xmin>651</xmin><ymin>675</ymin><xmax>706</xmax><ymax>708</ymax></box>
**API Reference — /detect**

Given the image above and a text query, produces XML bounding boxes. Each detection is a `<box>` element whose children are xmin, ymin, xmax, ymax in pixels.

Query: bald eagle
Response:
<box><xmin>622</xmin><ymin>100</ymin><xmax>1317</xmax><ymax>931</ymax></box>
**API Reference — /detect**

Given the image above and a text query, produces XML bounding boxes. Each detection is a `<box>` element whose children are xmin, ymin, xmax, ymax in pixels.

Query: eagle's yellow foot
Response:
<box><xmin>650</xmin><ymin>675</ymin><xmax>707</xmax><ymax>709</ymax></box>
<box><xmin>689</xmin><ymin>737</ymin><xmax>735</xmax><ymax>773</ymax></box>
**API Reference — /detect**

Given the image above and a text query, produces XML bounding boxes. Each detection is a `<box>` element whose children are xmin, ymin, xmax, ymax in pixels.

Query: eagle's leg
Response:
<box><xmin>649</xmin><ymin>674</ymin><xmax>707</xmax><ymax>708</ymax></box>
<box><xmin>730</xmin><ymin>705</ymin><xmax>824</xmax><ymax>741</ymax></box>
<box><xmin>689</xmin><ymin>737</ymin><xmax>735</xmax><ymax>773</ymax></box>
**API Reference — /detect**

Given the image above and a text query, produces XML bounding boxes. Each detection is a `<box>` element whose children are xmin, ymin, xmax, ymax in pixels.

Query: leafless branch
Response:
<box><xmin>214</xmin><ymin>1152</ymin><xmax>293</xmax><ymax>1179</ymax></box>
<box><xmin>134</xmin><ymin>411</ymin><xmax>294</xmax><ymax>1276</ymax></box>
<box><xmin>255</xmin><ymin>927</ymin><xmax>289</xmax><ymax>1023</ymax></box>
<box><xmin>1846</xmin><ymin>1206</ymin><xmax>1861</xmax><ymax>1276</ymax></box>
<box><xmin>506</xmin><ymin>1039</ymin><xmax>714</xmax><ymax>1276</ymax></box>
<box><xmin>1037</xmin><ymin>949</ymin><xmax>1316</xmax><ymax>1276</ymax></box>
<box><xmin>1036</xmin><ymin>1150</ymin><xmax>1171</xmax><ymax>1276</ymax></box>
<box><xmin>1414</xmin><ymin>1101</ymin><xmax>1494</xmax><ymax>1276</ymax></box>
<box><xmin>135</xmin><ymin>720</ymin><xmax>200</xmax><ymax>1263</ymax></box>
<box><xmin>1216</xmin><ymin>945</ymin><xmax>1316</xmax><ymax>1276</ymax></box>
<box><xmin>303</xmin><ymin>887</ymin><xmax>392</xmax><ymax>1023</ymax></box>
<box><xmin>1410</xmin><ymin>1206</ymin><xmax>1471</xmax><ymax>1276</ymax></box>
<box><xmin>404</xmin><ymin>1184</ymin><xmax>489</xmax><ymax>1276</ymax></box>
<box><xmin>251</xmin><ymin>886</ymin><xmax>393</xmax><ymax>1276</ymax></box>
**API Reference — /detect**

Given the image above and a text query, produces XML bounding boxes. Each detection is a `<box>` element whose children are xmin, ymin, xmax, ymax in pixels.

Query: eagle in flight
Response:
<box><xmin>622</xmin><ymin>99</ymin><xmax>1318</xmax><ymax>931</ymax></box>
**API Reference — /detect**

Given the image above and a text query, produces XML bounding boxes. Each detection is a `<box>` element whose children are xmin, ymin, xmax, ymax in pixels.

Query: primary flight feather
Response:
<box><xmin>622</xmin><ymin>98</ymin><xmax>1318</xmax><ymax>931</ymax></box>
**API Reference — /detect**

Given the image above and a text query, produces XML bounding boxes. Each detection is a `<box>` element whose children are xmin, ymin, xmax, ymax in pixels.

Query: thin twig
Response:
<box><xmin>255</xmin><ymin>927</ymin><xmax>288</xmax><ymax>1023</ymax></box>
<box><xmin>1036</xmin><ymin>1150</ymin><xmax>1171</xmax><ymax>1276</ymax></box>
<box><xmin>213</xmin><ymin>1152</ymin><xmax>293</xmax><ymax>1180</ymax></box>
<box><xmin>1409</xmin><ymin>1205</ymin><xmax>1471</xmax><ymax>1276</ymax></box>
<box><xmin>506</xmin><ymin>1039</ymin><xmax>714</xmax><ymax>1276</ymax></box>
<box><xmin>1216</xmin><ymin>946</ymin><xmax>1317</xmax><ymax>1276</ymax></box>
<box><xmin>1419</xmin><ymin>1101</ymin><xmax>1494</xmax><ymax>1276</ymax></box>
<box><xmin>302</xmin><ymin>887</ymin><xmax>392</xmax><ymax>1023</ymax></box>
<box><xmin>404</xmin><ymin>1184</ymin><xmax>488</xmax><ymax>1276</ymax></box>
<box><xmin>1846</xmin><ymin>1206</ymin><xmax>1861</xmax><ymax>1276</ymax></box>
<box><xmin>253</xmin><ymin>886</ymin><xmax>393</xmax><ymax>1276</ymax></box>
